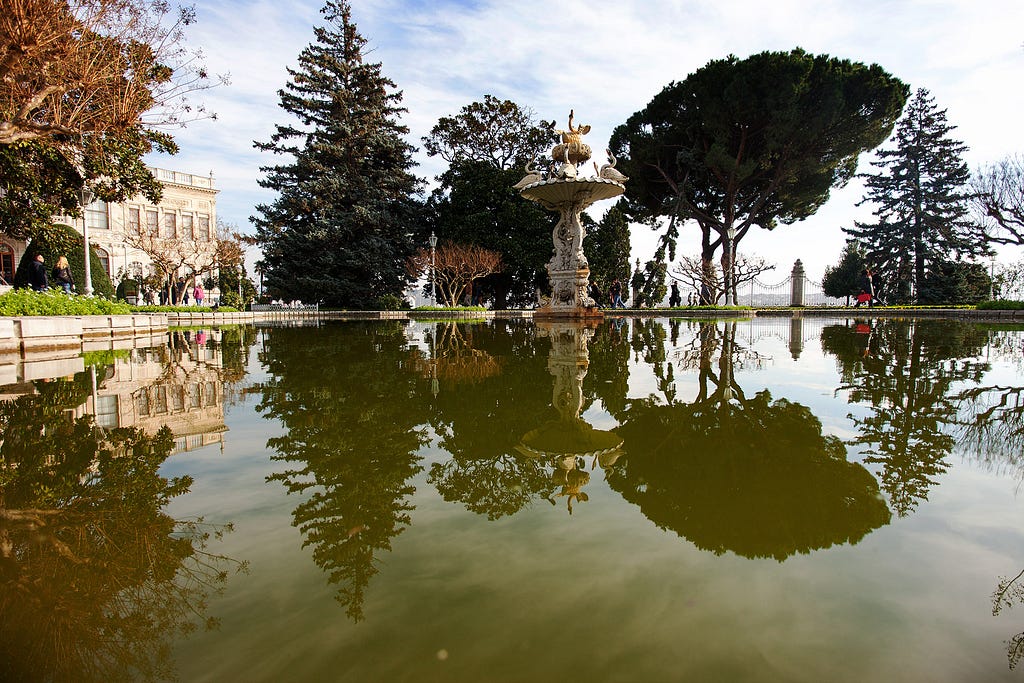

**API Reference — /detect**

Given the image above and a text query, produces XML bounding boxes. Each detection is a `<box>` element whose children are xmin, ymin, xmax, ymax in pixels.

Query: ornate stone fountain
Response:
<box><xmin>516</xmin><ymin>110</ymin><xmax>627</xmax><ymax>318</ymax></box>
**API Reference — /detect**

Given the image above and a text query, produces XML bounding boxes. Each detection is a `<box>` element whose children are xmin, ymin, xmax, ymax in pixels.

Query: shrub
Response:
<box><xmin>976</xmin><ymin>300</ymin><xmax>1024</xmax><ymax>310</ymax></box>
<box><xmin>0</xmin><ymin>288</ymin><xmax>131</xmax><ymax>316</ymax></box>
<box><xmin>12</xmin><ymin>223</ymin><xmax>115</xmax><ymax>298</ymax></box>
<box><xmin>376</xmin><ymin>294</ymin><xmax>407</xmax><ymax>311</ymax></box>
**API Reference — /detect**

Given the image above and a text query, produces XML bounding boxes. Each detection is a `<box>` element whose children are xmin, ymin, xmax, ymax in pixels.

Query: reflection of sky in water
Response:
<box><xmin>149</xmin><ymin>320</ymin><xmax>1024</xmax><ymax>682</ymax></box>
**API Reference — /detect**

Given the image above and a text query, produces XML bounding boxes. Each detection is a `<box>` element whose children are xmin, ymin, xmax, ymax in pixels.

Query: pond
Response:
<box><xmin>2</xmin><ymin>316</ymin><xmax>1024</xmax><ymax>682</ymax></box>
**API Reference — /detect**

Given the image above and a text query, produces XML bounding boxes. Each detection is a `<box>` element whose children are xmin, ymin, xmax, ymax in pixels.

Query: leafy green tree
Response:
<box><xmin>0</xmin><ymin>132</ymin><xmax>169</xmax><ymax>240</ymax></box>
<box><xmin>0</xmin><ymin>0</ymin><xmax>219</xmax><ymax>239</ymax></box>
<box><xmin>845</xmin><ymin>88</ymin><xmax>985</xmax><ymax>303</ymax></box>
<box><xmin>252</xmin><ymin>1</ymin><xmax>423</xmax><ymax>309</ymax></box>
<box><xmin>425</xmin><ymin>159</ymin><xmax>553</xmax><ymax>307</ymax></box>
<box><xmin>609</xmin><ymin>49</ymin><xmax>907</xmax><ymax>299</ymax></box>
<box><xmin>422</xmin><ymin>95</ymin><xmax>555</xmax><ymax>171</ymax></box>
<box><xmin>422</xmin><ymin>98</ymin><xmax>557</xmax><ymax>307</ymax></box>
<box><xmin>12</xmin><ymin>223</ymin><xmax>114</xmax><ymax>297</ymax></box>
<box><xmin>822</xmin><ymin>241</ymin><xmax>868</xmax><ymax>304</ymax></box>
<box><xmin>583</xmin><ymin>200</ymin><xmax>632</xmax><ymax>293</ymax></box>
<box><xmin>630</xmin><ymin>257</ymin><xmax>667</xmax><ymax>307</ymax></box>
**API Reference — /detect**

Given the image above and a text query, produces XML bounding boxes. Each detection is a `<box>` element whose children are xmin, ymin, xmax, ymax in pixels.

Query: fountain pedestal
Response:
<box><xmin>520</xmin><ymin>177</ymin><xmax>624</xmax><ymax>319</ymax></box>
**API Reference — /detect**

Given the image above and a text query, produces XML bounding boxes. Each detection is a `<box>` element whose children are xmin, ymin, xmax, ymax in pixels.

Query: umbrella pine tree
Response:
<box><xmin>252</xmin><ymin>1</ymin><xmax>422</xmax><ymax>308</ymax></box>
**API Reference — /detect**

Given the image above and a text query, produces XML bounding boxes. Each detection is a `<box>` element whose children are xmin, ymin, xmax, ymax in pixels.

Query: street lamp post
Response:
<box><xmin>724</xmin><ymin>226</ymin><xmax>737</xmax><ymax>306</ymax></box>
<box><xmin>990</xmin><ymin>256</ymin><xmax>997</xmax><ymax>301</ymax></box>
<box><xmin>429</xmin><ymin>231</ymin><xmax>438</xmax><ymax>306</ymax></box>
<box><xmin>236</xmin><ymin>263</ymin><xmax>243</xmax><ymax>308</ymax></box>
<box><xmin>78</xmin><ymin>184</ymin><xmax>95</xmax><ymax>296</ymax></box>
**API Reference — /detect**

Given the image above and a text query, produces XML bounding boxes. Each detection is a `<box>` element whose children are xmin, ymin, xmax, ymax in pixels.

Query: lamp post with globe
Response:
<box><xmin>429</xmin><ymin>231</ymin><xmax>437</xmax><ymax>305</ymax></box>
<box><xmin>78</xmin><ymin>184</ymin><xmax>95</xmax><ymax>295</ymax></box>
<box><xmin>724</xmin><ymin>226</ymin><xmax>737</xmax><ymax>306</ymax></box>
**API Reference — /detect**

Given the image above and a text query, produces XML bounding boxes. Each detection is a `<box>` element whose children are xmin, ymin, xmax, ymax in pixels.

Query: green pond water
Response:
<box><xmin>2</xmin><ymin>316</ymin><xmax>1024</xmax><ymax>682</ymax></box>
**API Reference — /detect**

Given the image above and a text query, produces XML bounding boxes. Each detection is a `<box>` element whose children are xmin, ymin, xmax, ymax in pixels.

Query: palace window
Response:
<box><xmin>163</xmin><ymin>213</ymin><xmax>176</xmax><ymax>238</ymax></box>
<box><xmin>94</xmin><ymin>247</ymin><xmax>110</xmax><ymax>278</ymax></box>
<box><xmin>182</xmin><ymin>214</ymin><xmax>194</xmax><ymax>238</ymax></box>
<box><xmin>86</xmin><ymin>200</ymin><xmax>108</xmax><ymax>230</ymax></box>
<box><xmin>146</xmin><ymin>210</ymin><xmax>159</xmax><ymax>235</ymax></box>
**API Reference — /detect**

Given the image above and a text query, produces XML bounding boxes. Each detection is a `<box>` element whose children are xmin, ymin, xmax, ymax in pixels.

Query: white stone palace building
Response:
<box><xmin>1</xmin><ymin>167</ymin><xmax>219</xmax><ymax>288</ymax></box>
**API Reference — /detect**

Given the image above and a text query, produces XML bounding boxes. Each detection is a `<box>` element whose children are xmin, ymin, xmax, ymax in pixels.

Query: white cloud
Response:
<box><xmin>152</xmin><ymin>0</ymin><xmax>1024</xmax><ymax>274</ymax></box>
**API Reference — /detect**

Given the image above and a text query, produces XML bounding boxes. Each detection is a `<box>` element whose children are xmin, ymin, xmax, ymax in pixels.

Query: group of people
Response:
<box><xmin>27</xmin><ymin>253</ymin><xmax>75</xmax><ymax>293</ymax></box>
<box><xmin>26</xmin><ymin>253</ymin><xmax>213</xmax><ymax>307</ymax></box>
<box><xmin>589</xmin><ymin>279</ymin><xmax>627</xmax><ymax>308</ymax></box>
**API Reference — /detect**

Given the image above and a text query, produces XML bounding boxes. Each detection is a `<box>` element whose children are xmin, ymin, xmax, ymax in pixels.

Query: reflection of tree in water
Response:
<box><xmin>821</xmin><ymin>319</ymin><xmax>988</xmax><ymax>516</ymax></box>
<box><xmin>992</xmin><ymin>567</ymin><xmax>1024</xmax><ymax>669</ymax></box>
<box><xmin>426</xmin><ymin>321</ymin><xmax>558</xmax><ymax>520</ymax></box>
<box><xmin>582</xmin><ymin>318</ymin><xmax>631</xmax><ymax>415</ymax></box>
<box><xmin>259</xmin><ymin>323</ymin><xmax>429</xmax><ymax>621</ymax></box>
<box><xmin>609</xmin><ymin>388</ymin><xmax>890</xmax><ymax>560</ymax></box>
<box><xmin>0</xmin><ymin>374</ymin><xmax>241</xmax><ymax>682</ymax></box>
<box><xmin>945</xmin><ymin>326</ymin><xmax>1024</xmax><ymax>484</ymax></box>
<box><xmin>589</xmin><ymin>320</ymin><xmax>887</xmax><ymax>560</ymax></box>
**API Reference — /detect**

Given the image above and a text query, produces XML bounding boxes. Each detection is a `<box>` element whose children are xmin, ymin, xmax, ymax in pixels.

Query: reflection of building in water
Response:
<box><xmin>0</xmin><ymin>332</ymin><xmax>227</xmax><ymax>454</ymax></box>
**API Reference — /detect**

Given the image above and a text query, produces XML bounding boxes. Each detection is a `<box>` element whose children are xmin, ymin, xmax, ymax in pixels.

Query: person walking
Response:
<box><xmin>609</xmin><ymin>278</ymin><xmax>625</xmax><ymax>308</ymax></box>
<box><xmin>193</xmin><ymin>282</ymin><xmax>205</xmax><ymax>307</ymax></box>
<box><xmin>669</xmin><ymin>281</ymin><xmax>681</xmax><ymax>307</ymax></box>
<box><xmin>588</xmin><ymin>281</ymin><xmax>603</xmax><ymax>307</ymax></box>
<box><xmin>28</xmin><ymin>254</ymin><xmax>48</xmax><ymax>291</ymax></box>
<box><xmin>51</xmin><ymin>255</ymin><xmax>74</xmax><ymax>294</ymax></box>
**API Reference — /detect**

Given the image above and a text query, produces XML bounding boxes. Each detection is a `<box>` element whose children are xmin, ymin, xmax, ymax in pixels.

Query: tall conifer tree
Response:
<box><xmin>845</xmin><ymin>88</ymin><xmax>983</xmax><ymax>303</ymax></box>
<box><xmin>252</xmin><ymin>1</ymin><xmax>422</xmax><ymax>308</ymax></box>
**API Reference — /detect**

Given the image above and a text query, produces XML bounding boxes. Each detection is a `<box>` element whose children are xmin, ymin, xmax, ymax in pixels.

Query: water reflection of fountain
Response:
<box><xmin>516</xmin><ymin>322</ymin><xmax>623</xmax><ymax>513</ymax></box>
<box><xmin>518</xmin><ymin>110</ymin><xmax>625</xmax><ymax>319</ymax></box>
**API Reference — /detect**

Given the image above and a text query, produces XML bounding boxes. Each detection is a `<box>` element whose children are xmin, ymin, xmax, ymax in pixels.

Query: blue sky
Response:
<box><xmin>149</xmin><ymin>0</ymin><xmax>1024</xmax><ymax>279</ymax></box>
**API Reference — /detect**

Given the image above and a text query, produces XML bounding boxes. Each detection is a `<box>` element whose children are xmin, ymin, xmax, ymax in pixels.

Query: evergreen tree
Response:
<box><xmin>822</xmin><ymin>241</ymin><xmax>867</xmax><ymax>305</ymax></box>
<box><xmin>845</xmin><ymin>88</ymin><xmax>984</xmax><ymax>303</ymax></box>
<box><xmin>422</xmin><ymin>98</ymin><xmax>557</xmax><ymax>308</ymax></box>
<box><xmin>252</xmin><ymin>1</ymin><xmax>422</xmax><ymax>308</ymax></box>
<box><xmin>584</xmin><ymin>200</ymin><xmax>632</xmax><ymax>293</ymax></box>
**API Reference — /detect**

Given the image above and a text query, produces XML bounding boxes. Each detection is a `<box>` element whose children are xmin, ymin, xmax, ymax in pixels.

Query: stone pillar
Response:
<box><xmin>790</xmin><ymin>259</ymin><xmax>806</xmax><ymax>307</ymax></box>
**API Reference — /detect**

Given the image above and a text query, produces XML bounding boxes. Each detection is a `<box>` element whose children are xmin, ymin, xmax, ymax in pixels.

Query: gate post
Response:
<box><xmin>790</xmin><ymin>259</ymin><xmax>806</xmax><ymax>307</ymax></box>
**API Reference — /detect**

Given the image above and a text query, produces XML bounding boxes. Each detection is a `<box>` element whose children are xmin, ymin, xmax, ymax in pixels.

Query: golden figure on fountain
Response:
<box><xmin>552</xmin><ymin>109</ymin><xmax>592</xmax><ymax>167</ymax></box>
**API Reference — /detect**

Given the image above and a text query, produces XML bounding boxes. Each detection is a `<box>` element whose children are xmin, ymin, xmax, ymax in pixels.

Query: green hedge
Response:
<box><xmin>13</xmin><ymin>223</ymin><xmax>115</xmax><ymax>298</ymax></box>
<box><xmin>0</xmin><ymin>288</ymin><xmax>131</xmax><ymax>316</ymax></box>
<box><xmin>976</xmin><ymin>300</ymin><xmax>1024</xmax><ymax>310</ymax></box>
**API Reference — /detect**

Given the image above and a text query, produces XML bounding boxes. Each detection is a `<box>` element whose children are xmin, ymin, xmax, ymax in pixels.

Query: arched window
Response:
<box><xmin>0</xmin><ymin>243</ymin><xmax>13</xmax><ymax>285</ymax></box>
<box><xmin>94</xmin><ymin>247</ymin><xmax>110</xmax><ymax>279</ymax></box>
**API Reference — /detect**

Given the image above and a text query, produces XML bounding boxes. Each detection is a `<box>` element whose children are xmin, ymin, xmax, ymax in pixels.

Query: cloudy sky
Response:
<box><xmin>149</xmin><ymin>0</ymin><xmax>1024</xmax><ymax>279</ymax></box>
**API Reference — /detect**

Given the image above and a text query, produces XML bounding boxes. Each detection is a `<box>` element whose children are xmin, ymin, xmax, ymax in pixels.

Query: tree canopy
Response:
<box><xmin>609</xmin><ymin>48</ymin><xmax>908</xmax><ymax>295</ymax></box>
<box><xmin>422</xmin><ymin>94</ymin><xmax>555</xmax><ymax>171</ymax></box>
<box><xmin>425</xmin><ymin>159</ymin><xmax>553</xmax><ymax>308</ymax></box>
<box><xmin>0</xmin><ymin>0</ymin><xmax>219</xmax><ymax>239</ymax></box>
<box><xmin>252</xmin><ymin>0</ymin><xmax>423</xmax><ymax>308</ymax></box>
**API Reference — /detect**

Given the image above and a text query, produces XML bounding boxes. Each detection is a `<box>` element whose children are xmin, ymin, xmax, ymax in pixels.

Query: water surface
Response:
<box><xmin>2</xmin><ymin>317</ymin><xmax>1023</xmax><ymax>682</ymax></box>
